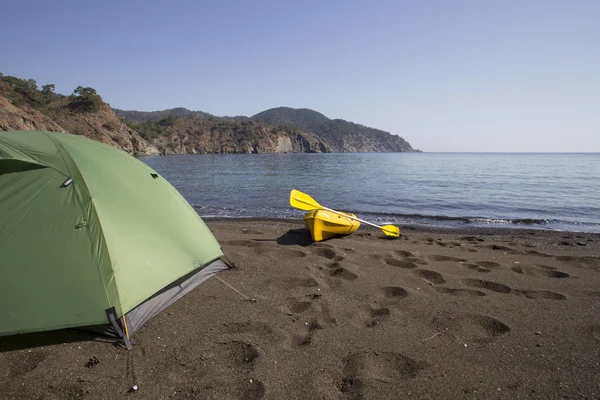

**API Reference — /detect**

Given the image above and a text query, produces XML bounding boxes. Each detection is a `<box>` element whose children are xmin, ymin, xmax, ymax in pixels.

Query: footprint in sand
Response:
<box><xmin>289</xmin><ymin>310</ymin><xmax>334</xmax><ymax>347</ymax></box>
<box><xmin>477</xmin><ymin>261</ymin><xmax>501</xmax><ymax>269</ymax></box>
<box><xmin>432</xmin><ymin>240</ymin><xmax>462</xmax><ymax>248</ymax></box>
<box><xmin>364</xmin><ymin>287</ymin><xmax>408</xmax><ymax>327</ymax></box>
<box><xmin>225</xmin><ymin>341</ymin><xmax>261</xmax><ymax>365</ymax></box>
<box><xmin>511</xmin><ymin>265</ymin><xmax>570</xmax><ymax>278</ymax></box>
<box><xmin>318</xmin><ymin>260</ymin><xmax>360</xmax><ymax>283</ymax></box>
<box><xmin>432</xmin><ymin>314</ymin><xmax>510</xmax><ymax>345</ymax></box>
<box><xmin>434</xmin><ymin>287</ymin><xmax>486</xmax><ymax>297</ymax></box>
<box><xmin>560</xmin><ymin>256</ymin><xmax>583</xmax><ymax>262</ymax></box>
<box><xmin>243</xmin><ymin>380</ymin><xmax>265</xmax><ymax>400</ymax></box>
<box><xmin>463</xmin><ymin>261</ymin><xmax>500</xmax><ymax>273</ymax></box>
<box><xmin>284</xmin><ymin>299</ymin><xmax>313</xmax><ymax>315</ymax></box>
<box><xmin>380</xmin><ymin>286</ymin><xmax>409</xmax><ymax>302</ymax></box>
<box><xmin>311</xmin><ymin>247</ymin><xmax>344</xmax><ymax>261</ymax></box>
<box><xmin>462</xmin><ymin>278</ymin><xmax>512</xmax><ymax>293</ymax></box>
<box><xmin>7</xmin><ymin>350</ymin><xmax>47</xmax><ymax>377</ymax></box>
<box><xmin>275</xmin><ymin>248</ymin><xmax>308</xmax><ymax>258</ymax></box>
<box><xmin>395</xmin><ymin>250</ymin><xmax>416</xmax><ymax>258</ymax></box>
<box><xmin>559</xmin><ymin>240</ymin><xmax>576</xmax><ymax>247</ymax></box>
<box><xmin>461</xmin><ymin>236</ymin><xmax>485</xmax><ymax>243</ymax></box>
<box><xmin>365</xmin><ymin>307</ymin><xmax>391</xmax><ymax>327</ymax></box>
<box><xmin>216</xmin><ymin>341</ymin><xmax>265</xmax><ymax>400</ymax></box>
<box><xmin>462</xmin><ymin>279</ymin><xmax>567</xmax><ymax>300</ymax></box>
<box><xmin>338</xmin><ymin>352</ymin><xmax>428</xmax><ymax>396</ymax></box>
<box><xmin>526</xmin><ymin>250</ymin><xmax>553</xmax><ymax>258</ymax></box>
<box><xmin>513</xmin><ymin>290</ymin><xmax>567</xmax><ymax>300</ymax></box>
<box><xmin>291</xmin><ymin>319</ymin><xmax>324</xmax><ymax>347</ymax></box>
<box><xmin>554</xmin><ymin>256</ymin><xmax>600</xmax><ymax>272</ymax></box>
<box><xmin>329</xmin><ymin>265</ymin><xmax>359</xmax><ymax>281</ymax></box>
<box><xmin>223</xmin><ymin>239</ymin><xmax>273</xmax><ymax>255</ymax></box>
<box><xmin>464</xmin><ymin>314</ymin><xmax>511</xmax><ymax>337</ymax></box>
<box><xmin>465</xmin><ymin>264</ymin><xmax>491</xmax><ymax>273</ymax></box>
<box><xmin>271</xmin><ymin>276</ymin><xmax>320</xmax><ymax>290</ymax></box>
<box><xmin>394</xmin><ymin>250</ymin><xmax>429</xmax><ymax>265</ymax></box>
<box><xmin>383</xmin><ymin>250</ymin><xmax>428</xmax><ymax>267</ymax></box>
<box><xmin>486</xmin><ymin>244</ymin><xmax>519</xmax><ymax>253</ymax></box>
<box><xmin>427</xmin><ymin>255</ymin><xmax>467</xmax><ymax>263</ymax></box>
<box><xmin>384</xmin><ymin>257</ymin><xmax>418</xmax><ymax>269</ymax></box>
<box><xmin>220</xmin><ymin>321</ymin><xmax>284</xmax><ymax>345</ymax></box>
<box><xmin>413</xmin><ymin>269</ymin><xmax>446</xmax><ymax>284</ymax></box>
<box><xmin>285</xmin><ymin>294</ymin><xmax>336</xmax><ymax>348</ymax></box>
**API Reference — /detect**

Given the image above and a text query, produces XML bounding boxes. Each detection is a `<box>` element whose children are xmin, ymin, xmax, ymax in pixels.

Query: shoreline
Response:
<box><xmin>203</xmin><ymin>216</ymin><xmax>600</xmax><ymax>238</ymax></box>
<box><xmin>1</xmin><ymin>218</ymin><xmax>599</xmax><ymax>399</ymax></box>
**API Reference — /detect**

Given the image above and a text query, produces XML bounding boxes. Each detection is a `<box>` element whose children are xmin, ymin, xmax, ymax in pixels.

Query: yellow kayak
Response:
<box><xmin>304</xmin><ymin>209</ymin><xmax>360</xmax><ymax>242</ymax></box>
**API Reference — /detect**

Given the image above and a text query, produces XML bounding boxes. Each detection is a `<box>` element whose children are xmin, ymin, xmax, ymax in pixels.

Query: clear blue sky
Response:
<box><xmin>2</xmin><ymin>0</ymin><xmax>598</xmax><ymax>152</ymax></box>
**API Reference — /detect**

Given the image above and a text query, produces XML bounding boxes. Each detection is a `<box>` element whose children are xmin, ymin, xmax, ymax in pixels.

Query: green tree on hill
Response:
<box><xmin>69</xmin><ymin>86</ymin><xmax>103</xmax><ymax>112</ymax></box>
<box><xmin>41</xmin><ymin>84</ymin><xmax>55</xmax><ymax>95</ymax></box>
<box><xmin>0</xmin><ymin>75</ymin><xmax>44</xmax><ymax>106</ymax></box>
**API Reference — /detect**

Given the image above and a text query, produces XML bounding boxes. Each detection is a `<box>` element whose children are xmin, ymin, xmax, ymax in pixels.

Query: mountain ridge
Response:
<box><xmin>1</xmin><ymin>73</ymin><xmax>420</xmax><ymax>155</ymax></box>
<box><xmin>114</xmin><ymin>106</ymin><xmax>420</xmax><ymax>153</ymax></box>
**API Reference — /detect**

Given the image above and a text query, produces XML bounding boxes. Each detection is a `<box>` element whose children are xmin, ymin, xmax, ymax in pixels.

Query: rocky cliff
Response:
<box><xmin>150</xmin><ymin>118</ymin><xmax>329</xmax><ymax>154</ymax></box>
<box><xmin>0</xmin><ymin>95</ymin><xmax>162</xmax><ymax>155</ymax></box>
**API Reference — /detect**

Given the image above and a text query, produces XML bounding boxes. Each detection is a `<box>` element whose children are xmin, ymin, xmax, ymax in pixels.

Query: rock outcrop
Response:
<box><xmin>152</xmin><ymin>118</ymin><xmax>329</xmax><ymax>155</ymax></box>
<box><xmin>0</xmin><ymin>96</ymin><xmax>64</xmax><ymax>132</ymax></box>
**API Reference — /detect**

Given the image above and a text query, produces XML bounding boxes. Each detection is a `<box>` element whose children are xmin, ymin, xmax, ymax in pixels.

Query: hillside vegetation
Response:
<box><xmin>0</xmin><ymin>74</ymin><xmax>159</xmax><ymax>155</ymax></box>
<box><xmin>1</xmin><ymin>73</ymin><xmax>419</xmax><ymax>155</ymax></box>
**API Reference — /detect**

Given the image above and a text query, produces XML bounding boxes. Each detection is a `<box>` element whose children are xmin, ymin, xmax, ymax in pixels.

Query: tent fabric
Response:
<box><xmin>93</xmin><ymin>259</ymin><xmax>227</xmax><ymax>337</ymax></box>
<box><xmin>0</xmin><ymin>131</ymin><xmax>225</xmax><ymax>336</ymax></box>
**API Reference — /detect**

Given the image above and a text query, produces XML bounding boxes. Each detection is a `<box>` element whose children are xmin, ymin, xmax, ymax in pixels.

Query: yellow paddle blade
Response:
<box><xmin>290</xmin><ymin>189</ymin><xmax>322</xmax><ymax>211</ymax></box>
<box><xmin>381</xmin><ymin>225</ymin><xmax>400</xmax><ymax>237</ymax></box>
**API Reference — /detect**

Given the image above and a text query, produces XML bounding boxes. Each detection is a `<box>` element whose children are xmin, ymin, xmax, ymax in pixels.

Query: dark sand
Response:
<box><xmin>1</xmin><ymin>219</ymin><xmax>600</xmax><ymax>399</ymax></box>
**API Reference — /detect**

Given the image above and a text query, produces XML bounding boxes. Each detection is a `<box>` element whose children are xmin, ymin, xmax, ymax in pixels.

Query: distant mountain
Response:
<box><xmin>1</xmin><ymin>72</ymin><xmax>420</xmax><ymax>155</ymax></box>
<box><xmin>252</xmin><ymin>107</ymin><xmax>417</xmax><ymax>152</ymax></box>
<box><xmin>115</xmin><ymin>106</ymin><xmax>420</xmax><ymax>153</ymax></box>
<box><xmin>252</xmin><ymin>107</ymin><xmax>331</xmax><ymax>132</ymax></box>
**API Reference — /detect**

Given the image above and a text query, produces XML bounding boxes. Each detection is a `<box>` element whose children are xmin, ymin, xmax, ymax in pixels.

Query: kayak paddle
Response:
<box><xmin>289</xmin><ymin>189</ymin><xmax>400</xmax><ymax>237</ymax></box>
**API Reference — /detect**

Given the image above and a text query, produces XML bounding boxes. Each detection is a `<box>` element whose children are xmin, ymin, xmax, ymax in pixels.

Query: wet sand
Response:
<box><xmin>1</xmin><ymin>219</ymin><xmax>600</xmax><ymax>399</ymax></box>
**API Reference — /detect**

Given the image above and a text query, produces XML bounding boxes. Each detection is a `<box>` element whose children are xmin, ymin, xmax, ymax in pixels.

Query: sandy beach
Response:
<box><xmin>1</xmin><ymin>219</ymin><xmax>600</xmax><ymax>399</ymax></box>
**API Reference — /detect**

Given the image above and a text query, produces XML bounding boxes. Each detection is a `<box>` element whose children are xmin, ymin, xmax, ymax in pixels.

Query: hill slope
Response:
<box><xmin>1</xmin><ymin>73</ymin><xmax>419</xmax><ymax>155</ymax></box>
<box><xmin>0</xmin><ymin>75</ymin><xmax>160</xmax><ymax>155</ymax></box>
<box><xmin>252</xmin><ymin>107</ymin><xmax>417</xmax><ymax>152</ymax></box>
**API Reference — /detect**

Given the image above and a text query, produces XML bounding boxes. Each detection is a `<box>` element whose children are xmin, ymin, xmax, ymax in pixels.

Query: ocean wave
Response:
<box><xmin>191</xmin><ymin>204</ymin><xmax>600</xmax><ymax>233</ymax></box>
<box><xmin>467</xmin><ymin>217</ymin><xmax>548</xmax><ymax>225</ymax></box>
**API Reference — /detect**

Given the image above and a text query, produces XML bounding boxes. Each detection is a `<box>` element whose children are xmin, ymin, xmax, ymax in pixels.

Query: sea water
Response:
<box><xmin>139</xmin><ymin>152</ymin><xmax>600</xmax><ymax>233</ymax></box>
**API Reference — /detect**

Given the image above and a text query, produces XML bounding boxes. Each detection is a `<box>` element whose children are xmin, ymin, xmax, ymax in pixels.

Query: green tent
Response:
<box><xmin>0</xmin><ymin>130</ymin><xmax>227</xmax><ymax>340</ymax></box>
